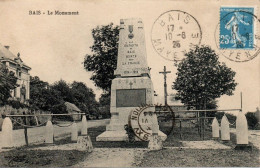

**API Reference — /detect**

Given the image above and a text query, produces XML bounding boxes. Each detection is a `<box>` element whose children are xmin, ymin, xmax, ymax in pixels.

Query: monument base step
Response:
<box><xmin>96</xmin><ymin>131</ymin><xmax>128</xmax><ymax>141</ymax></box>
<box><xmin>96</xmin><ymin>130</ymin><xmax>167</xmax><ymax>142</ymax></box>
<box><xmin>234</xmin><ymin>144</ymin><xmax>252</xmax><ymax>150</ymax></box>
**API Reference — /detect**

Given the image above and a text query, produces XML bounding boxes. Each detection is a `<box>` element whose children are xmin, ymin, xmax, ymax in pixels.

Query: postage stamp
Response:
<box><xmin>215</xmin><ymin>6</ymin><xmax>260</xmax><ymax>62</ymax></box>
<box><xmin>219</xmin><ymin>7</ymin><xmax>254</xmax><ymax>49</ymax></box>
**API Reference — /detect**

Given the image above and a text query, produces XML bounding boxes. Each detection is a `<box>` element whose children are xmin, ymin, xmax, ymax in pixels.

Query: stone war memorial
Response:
<box><xmin>96</xmin><ymin>18</ymin><xmax>166</xmax><ymax>141</ymax></box>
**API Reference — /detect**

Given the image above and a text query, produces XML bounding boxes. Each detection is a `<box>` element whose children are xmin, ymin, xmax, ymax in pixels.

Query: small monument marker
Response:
<box><xmin>45</xmin><ymin>120</ymin><xmax>54</xmax><ymax>144</ymax></box>
<box><xmin>221</xmin><ymin>115</ymin><xmax>230</xmax><ymax>141</ymax></box>
<box><xmin>212</xmin><ymin>117</ymin><xmax>220</xmax><ymax>138</ymax></box>
<box><xmin>1</xmin><ymin>117</ymin><xmax>13</xmax><ymax>148</ymax></box>
<box><xmin>235</xmin><ymin>112</ymin><xmax>251</xmax><ymax>150</ymax></box>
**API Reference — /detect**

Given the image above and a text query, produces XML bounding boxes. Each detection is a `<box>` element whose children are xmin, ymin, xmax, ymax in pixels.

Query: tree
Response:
<box><xmin>99</xmin><ymin>92</ymin><xmax>111</xmax><ymax>118</ymax></box>
<box><xmin>84</xmin><ymin>23</ymin><xmax>119</xmax><ymax>92</ymax></box>
<box><xmin>173</xmin><ymin>45</ymin><xmax>237</xmax><ymax>110</ymax></box>
<box><xmin>29</xmin><ymin>76</ymin><xmax>60</xmax><ymax>111</ymax></box>
<box><xmin>70</xmin><ymin>81</ymin><xmax>99</xmax><ymax>117</ymax></box>
<box><xmin>0</xmin><ymin>63</ymin><xmax>18</xmax><ymax>104</ymax></box>
<box><xmin>245</xmin><ymin>112</ymin><xmax>258</xmax><ymax>129</ymax></box>
<box><xmin>51</xmin><ymin>80</ymin><xmax>74</xmax><ymax>103</ymax></box>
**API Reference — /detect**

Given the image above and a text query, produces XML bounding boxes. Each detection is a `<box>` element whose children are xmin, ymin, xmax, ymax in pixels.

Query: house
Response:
<box><xmin>0</xmin><ymin>43</ymin><xmax>31</xmax><ymax>103</ymax></box>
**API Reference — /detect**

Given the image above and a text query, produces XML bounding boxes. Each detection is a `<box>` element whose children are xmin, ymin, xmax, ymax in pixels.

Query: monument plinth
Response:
<box><xmin>96</xmin><ymin>18</ymin><xmax>166</xmax><ymax>141</ymax></box>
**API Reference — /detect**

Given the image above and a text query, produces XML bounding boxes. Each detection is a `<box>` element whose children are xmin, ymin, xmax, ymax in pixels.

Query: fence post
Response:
<box><xmin>71</xmin><ymin>121</ymin><xmax>78</xmax><ymax>142</ymax></box>
<box><xmin>45</xmin><ymin>120</ymin><xmax>54</xmax><ymax>144</ymax></box>
<box><xmin>81</xmin><ymin>115</ymin><xmax>88</xmax><ymax>135</ymax></box>
<box><xmin>1</xmin><ymin>117</ymin><xmax>13</xmax><ymax>148</ymax></box>
<box><xmin>235</xmin><ymin>112</ymin><xmax>251</xmax><ymax>150</ymax></box>
<box><xmin>22</xmin><ymin>112</ymin><xmax>29</xmax><ymax>146</ymax></box>
<box><xmin>212</xmin><ymin>117</ymin><xmax>219</xmax><ymax>138</ymax></box>
<box><xmin>221</xmin><ymin>115</ymin><xmax>230</xmax><ymax>141</ymax></box>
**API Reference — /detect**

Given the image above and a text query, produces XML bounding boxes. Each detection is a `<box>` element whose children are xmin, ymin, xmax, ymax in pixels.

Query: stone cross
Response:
<box><xmin>159</xmin><ymin>66</ymin><xmax>171</xmax><ymax>105</ymax></box>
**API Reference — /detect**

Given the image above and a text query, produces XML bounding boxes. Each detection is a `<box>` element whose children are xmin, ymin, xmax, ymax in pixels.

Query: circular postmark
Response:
<box><xmin>215</xmin><ymin>8</ymin><xmax>260</xmax><ymax>62</ymax></box>
<box><xmin>129</xmin><ymin>104</ymin><xmax>175</xmax><ymax>141</ymax></box>
<box><xmin>151</xmin><ymin>10</ymin><xmax>202</xmax><ymax>63</ymax></box>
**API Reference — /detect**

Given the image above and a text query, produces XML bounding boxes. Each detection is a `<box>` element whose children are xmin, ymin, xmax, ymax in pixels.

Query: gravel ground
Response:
<box><xmin>74</xmin><ymin>148</ymin><xmax>146</xmax><ymax>167</ymax></box>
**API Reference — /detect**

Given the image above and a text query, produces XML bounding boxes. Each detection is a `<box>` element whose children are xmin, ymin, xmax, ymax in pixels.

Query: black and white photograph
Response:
<box><xmin>0</xmin><ymin>0</ymin><xmax>259</xmax><ymax>167</ymax></box>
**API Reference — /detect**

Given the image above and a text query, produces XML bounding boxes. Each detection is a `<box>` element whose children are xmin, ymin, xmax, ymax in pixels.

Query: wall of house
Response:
<box><xmin>5</xmin><ymin>61</ymin><xmax>30</xmax><ymax>102</ymax></box>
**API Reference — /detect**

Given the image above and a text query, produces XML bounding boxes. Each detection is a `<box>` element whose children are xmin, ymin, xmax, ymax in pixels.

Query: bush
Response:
<box><xmin>51</xmin><ymin>103</ymin><xmax>72</xmax><ymax>121</ymax></box>
<box><xmin>124</xmin><ymin>124</ymin><xmax>135</xmax><ymax>143</ymax></box>
<box><xmin>215</xmin><ymin>112</ymin><xmax>236</xmax><ymax>128</ymax></box>
<box><xmin>246</xmin><ymin>112</ymin><xmax>258</xmax><ymax>129</ymax></box>
<box><xmin>7</xmin><ymin>100</ymin><xmax>29</xmax><ymax>109</ymax></box>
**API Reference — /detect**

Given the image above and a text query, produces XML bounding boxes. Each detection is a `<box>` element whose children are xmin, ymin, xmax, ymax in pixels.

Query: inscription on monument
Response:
<box><xmin>122</xmin><ymin>42</ymin><xmax>140</xmax><ymax>66</ymax></box>
<box><xmin>114</xmin><ymin>18</ymin><xmax>149</xmax><ymax>77</ymax></box>
<box><xmin>116</xmin><ymin>89</ymin><xmax>146</xmax><ymax>107</ymax></box>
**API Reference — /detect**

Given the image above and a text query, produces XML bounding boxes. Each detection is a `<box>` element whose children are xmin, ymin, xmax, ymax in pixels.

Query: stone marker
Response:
<box><xmin>148</xmin><ymin>113</ymin><xmax>162</xmax><ymax>150</ymax></box>
<box><xmin>71</xmin><ymin>122</ymin><xmax>78</xmax><ymax>142</ymax></box>
<box><xmin>212</xmin><ymin>117</ymin><xmax>220</xmax><ymax>138</ymax></box>
<box><xmin>1</xmin><ymin>117</ymin><xmax>13</xmax><ymax>148</ymax></box>
<box><xmin>96</xmin><ymin>18</ymin><xmax>166</xmax><ymax>141</ymax></box>
<box><xmin>45</xmin><ymin>120</ymin><xmax>54</xmax><ymax>144</ymax></box>
<box><xmin>235</xmin><ymin>112</ymin><xmax>251</xmax><ymax>150</ymax></box>
<box><xmin>77</xmin><ymin>135</ymin><xmax>93</xmax><ymax>152</ymax></box>
<box><xmin>221</xmin><ymin>115</ymin><xmax>230</xmax><ymax>141</ymax></box>
<box><xmin>151</xmin><ymin>113</ymin><xmax>159</xmax><ymax>135</ymax></box>
<box><xmin>81</xmin><ymin>115</ymin><xmax>88</xmax><ymax>135</ymax></box>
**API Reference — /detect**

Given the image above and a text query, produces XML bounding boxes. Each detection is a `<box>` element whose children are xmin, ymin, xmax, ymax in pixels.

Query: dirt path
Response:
<box><xmin>73</xmin><ymin>148</ymin><xmax>146</xmax><ymax>167</ymax></box>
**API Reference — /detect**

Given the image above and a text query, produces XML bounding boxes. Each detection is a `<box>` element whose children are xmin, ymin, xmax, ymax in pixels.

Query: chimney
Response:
<box><xmin>4</xmin><ymin>46</ymin><xmax>10</xmax><ymax>50</ymax></box>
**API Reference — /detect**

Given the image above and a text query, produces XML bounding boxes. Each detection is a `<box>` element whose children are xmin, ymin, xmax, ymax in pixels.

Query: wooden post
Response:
<box><xmin>180</xmin><ymin>120</ymin><xmax>183</xmax><ymax>140</ymax></box>
<box><xmin>240</xmin><ymin>92</ymin><xmax>243</xmax><ymax>111</ymax></box>
<box><xmin>203</xmin><ymin>100</ymin><xmax>206</xmax><ymax>140</ymax></box>
<box><xmin>22</xmin><ymin>112</ymin><xmax>28</xmax><ymax>146</ymax></box>
<box><xmin>197</xmin><ymin>112</ymin><xmax>200</xmax><ymax>136</ymax></box>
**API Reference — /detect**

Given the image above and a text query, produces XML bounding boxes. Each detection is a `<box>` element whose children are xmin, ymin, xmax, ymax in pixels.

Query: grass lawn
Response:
<box><xmin>0</xmin><ymin>149</ymin><xmax>89</xmax><ymax>167</ymax></box>
<box><xmin>138</xmin><ymin>126</ymin><xmax>260</xmax><ymax>167</ymax></box>
<box><xmin>137</xmin><ymin>148</ymin><xmax>260</xmax><ymax>167</ymax></box>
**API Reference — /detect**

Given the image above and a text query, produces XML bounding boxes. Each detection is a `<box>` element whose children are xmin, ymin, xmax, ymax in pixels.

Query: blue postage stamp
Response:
<box><xmin>220</xmin><ymin>7</ymin><xmax>254</xmax><ymax>49</ymax></box>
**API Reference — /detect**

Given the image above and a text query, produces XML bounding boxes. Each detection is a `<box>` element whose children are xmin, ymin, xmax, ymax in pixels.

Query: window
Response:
<box><xmin>14</xmin><ymin>88</ymin><xmax>17</xmax><ymax>97</ymax></box>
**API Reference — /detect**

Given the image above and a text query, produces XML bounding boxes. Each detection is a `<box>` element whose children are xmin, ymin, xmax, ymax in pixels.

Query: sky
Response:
<box><xmin>0</xmin><ymin>0</ymin><xmax>259</xmax><ymax>114</ymax></box>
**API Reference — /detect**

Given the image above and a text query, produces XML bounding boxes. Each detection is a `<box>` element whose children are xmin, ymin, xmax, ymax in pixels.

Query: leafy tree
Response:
<box><xmin>70</xmin><ymin>81</ymin><xmax>99</xmax><ymax>116</ymax></box>
<box><xmin>173</xmin><ymin>45</ymin><xmax>237</xmax><ymax>110</ymax></box>
<box><xmin>51</xmin><ymin>80</ymin><xmax>74</xmax><ymax>103</ymax></box>
<box><xmin>29</xmin><ymin>76</ymin><xmax>60</xmax><ymax>111</ymax></box>
<box><xmin>245</xmin><ymin>112</ymin><xmax>258</xmax><ymax>129</ymax></box>
<box><xmin>99</xmin><ymin>92</ymin><xmax>111</xmax><ymax>118</ymax></box>
<box><xmin>0</xmin><ymin>63</ymin><xmax>18</xmax><ymax>104</ymax></box>
<box><xmin>84</xmin><ymin>23</ymin><xmax>119</xmax><ymax>92</ymax></box>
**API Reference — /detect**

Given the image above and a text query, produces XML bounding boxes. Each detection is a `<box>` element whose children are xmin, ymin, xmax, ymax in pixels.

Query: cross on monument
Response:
<box><xmin>159</xmin><ymin>66</ymin><xmax>171</xmax><ymax>105</ymax></box>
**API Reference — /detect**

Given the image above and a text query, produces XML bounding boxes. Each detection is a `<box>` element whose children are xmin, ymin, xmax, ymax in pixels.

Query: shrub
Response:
<box><xmin>246</xmin><ymin>112</ymin><xmax>258</xmax><ymax>129</ymax></box>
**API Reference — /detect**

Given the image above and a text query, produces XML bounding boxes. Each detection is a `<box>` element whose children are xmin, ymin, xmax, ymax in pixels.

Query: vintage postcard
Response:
<box><xmin>0</xmin><ymin>0</ymin><xmax>259</xmax><ymax>167</ymax></box>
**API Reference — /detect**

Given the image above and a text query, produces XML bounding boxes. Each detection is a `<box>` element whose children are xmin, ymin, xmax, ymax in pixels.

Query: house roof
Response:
<box><xmin>0</xmin><ymin>43</ymin><xmax>31</xmax><ymax>70</ymax></box>
<box><xmin>64</xmin><ymin>102</ymin><xmax>81</xmax><ymax>112</ymax></box>
<box><xmin>0</xmin><ymin>43</ymin><xmax>16</xmax><ymax>60</ymax></box>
